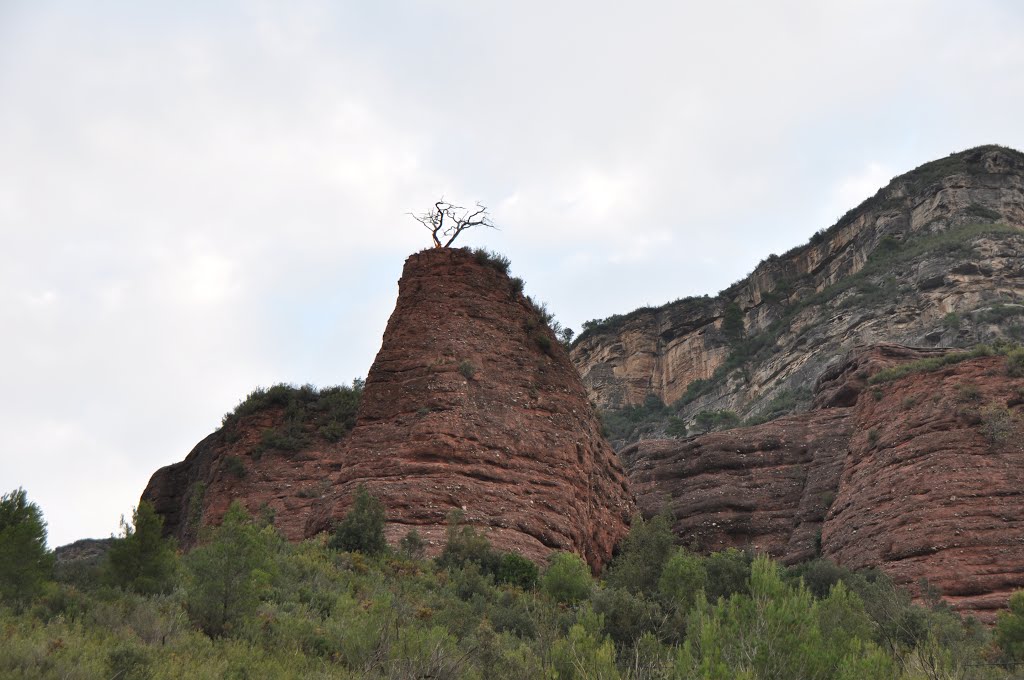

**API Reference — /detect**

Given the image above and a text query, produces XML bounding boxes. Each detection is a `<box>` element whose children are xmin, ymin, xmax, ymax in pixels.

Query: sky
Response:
<box><xmin>2</xmin><ymin>1</ymin><xmax>1023</xmax><ymax>547</ymax></box>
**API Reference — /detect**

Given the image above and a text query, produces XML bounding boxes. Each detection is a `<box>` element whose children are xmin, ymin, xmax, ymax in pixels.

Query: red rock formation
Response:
<box><xmin>624</xmin><ymin>344</ymin><xmax>1024</xmax><ymax>621</ymax></box>
<box><xmin>142</xmin><ymin>403</ymin><xmax>348</xmax><ymax>547</ymax></box>
<box><xmin>308</xmin><ymin>248</ymin><xmax>634</xmax><ymax>568</ymax></box>
<box><xmin>825</xmin><ymin>351</ymin><xmax>1024</xmax><ymax>622</ymax></box>
<box><xmin>142</xmin><ymin>248</ymin><xmax>634</xmax><ymax>569</ymax></box>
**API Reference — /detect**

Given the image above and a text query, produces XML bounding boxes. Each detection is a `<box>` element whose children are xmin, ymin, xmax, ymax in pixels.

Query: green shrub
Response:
<box><xmin>223</xmin><ymin>456</ymin><xmax>246</xmax><ymax>479</ymax></box>
<box><xmin>458</xmin><ymin>360</ymin><xmax>476</xmax><ymax>380</ymax></box>
<box><xmin>721</xmin><ymin>302</ymin><xmax>745</xmax><ymax>343</ymax></box>
<box><xmin>665</xmin><ymin>417</ymin><xmax>687</xmax><ymax>438</ymax></box>
<box><xmin>591</xmin><ymin>586</ymin><xmax>662</xmax><ymax>647</ymax></box>
<box><xmin>437</xmin><ymin>510</ymin><xmax>500</xmax><ymax>574</ymax></box>
<box><xmin>1007</xmin><ymin>348</ymin><xmax>1024</xmax><ymax>377</ymax></box>
<box><xmin>0</xmin><ymin>488</ymin><xmax>54</xmax><ymax>608</ymax></box>
<box><xmin>658</xmin><ymin>548</ymin><xmax>707</xmax><ymax>612</ymax></box>
<box><xmin>955</xmin><ymin>383</ymin><xmax>982</xmax><ymax>402</ymax></box>
<box><xmin>471</xmin><ymin>247</ymin><xmax>511</xmax><ymax>274</ymax></box>
<box><xmin>496</xmin><ymin>553</ymin><xmax>539</xmax><ymax>590</ymax></box>
<box><xmin>541</xmin><ymin>552</ymin><xmax>592</xmax><ymax>604</ymax></box>
<box><xmin>106</xmin><ymin>644</ymin><xmax>152</xmax><ymax>680</ymax></box>
<box><xmin>692</xmin><ymin>409</ymin><xmax>741</xmax><ymax>434</ymax></box>
<box><xmin>398</xmin><ymin>528</ymin><xmax>426</xmax><ymax>560</ymax></box>
<box><xmin>223</xmin><ymin>381</ymin><xmax>363</xmax><ymax>450</ymax></box>
<box><xmin>703</xmin><ymin>548</ymin><xmax>752</xmax><ymax>602</ymax></box>
<box><xmin>981</xmin><ymin>406</ymin><xmax>1017</xmax><ymax>446</ymax></box>
<box><xmin>996</xmin><ymin>590</ymin><xmax>1024</xmax><ymax>663</ymax></box>
<box><xmin>604</xmin><ymin>513</ymin><xmax>676</xmax><ymax>596</ymax></box>
<box><xmin>328</xmin><ymin>485</ymin><xmax>387</xmax><ymax>555</ymax></box>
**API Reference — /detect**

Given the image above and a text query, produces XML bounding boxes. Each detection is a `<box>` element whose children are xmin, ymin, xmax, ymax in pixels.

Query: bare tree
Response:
<box><xmin>409</xmin><ymin>199</ymin><xmax>496</xmax><ymax>248</ymax></box>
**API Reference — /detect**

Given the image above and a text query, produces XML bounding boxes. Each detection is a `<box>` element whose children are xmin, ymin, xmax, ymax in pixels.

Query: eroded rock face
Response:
<box><xmin>624</xmin><ymin>344</ymin><xmax>1024</xmax><ymax>622</ymax></box>
<box><xmin>622</xmin><ymin>409</ymin><xmax>852</xmax><ymax>566</ymax></box>
<box><xmin>142</xmin><ymin>248</ymin><xmax>634</xmax><ymax>569</ymax></box>
<box><xmin>142</xmin><ymin>405</ymin><xmax>348</xmax><ymax>547</ymax></box>
<box><xmin>308</xmin><ymin>248</ymin><xmax>634</xmax><ymax>568</ymax></box>
<box><xmin>825</xmin><ymin>352</ymin><xmax>1024</xmax><ymax>621</ymax></box>
<box><xmin>572</xmin><ymin>146</ymin><xmax>1024</xmax><ymax>433</ymax></box>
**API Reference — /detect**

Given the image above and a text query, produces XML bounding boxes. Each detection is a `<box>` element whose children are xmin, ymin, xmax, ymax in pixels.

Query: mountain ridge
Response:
<box><xmin>571</xmin><ymin>144</ymin><xmax>1024</xmax><ymax>440</ymax></box>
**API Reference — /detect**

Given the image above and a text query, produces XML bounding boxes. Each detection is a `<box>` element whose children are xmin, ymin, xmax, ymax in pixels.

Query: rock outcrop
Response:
<box><xmin>623</xmin><ymin>344</ymin><xmax>1024</xmax><ymax>622</ymax></box>
<box><xmin>572</xmin><ymin>145</ymin><xmax>1024</xmax><ymax>439</ymax></box>
<box><xmin>142</xmin><ymin>392</ymin><xmax>354</xmax><ymax>547</ymax></box>
<box><xmin>142</xmin><ymin>248</ymin><xmax>634</xmax><ymax>569</ymax></box>
<box><xmin>307</xmin><ymin>248</ymin><xmax>634</xmax><ymax>568</ymax></box>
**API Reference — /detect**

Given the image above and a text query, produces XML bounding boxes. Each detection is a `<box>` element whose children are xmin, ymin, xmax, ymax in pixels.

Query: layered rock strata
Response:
<box><xmin>143</xmin><ymin>248</ymin><xmax>634</xmax><ymax>568</ymax></box>
<box><xmin>307</xmin><ymin>248</ymin><xmax>634</xmax><ymax>568</ymax></box>
<box><xmin>573</xmin><ymin>146</ymin><xmax>1024</xmax><ymax>436</ymax></box>
<box><xmin>623</xmin><ymin>344</ymin><xmax>1024</xmax><ymax>622</ymax></box>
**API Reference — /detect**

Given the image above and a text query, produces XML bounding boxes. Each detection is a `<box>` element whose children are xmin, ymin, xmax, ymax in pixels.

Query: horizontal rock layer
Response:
<box><xmin>143</xmin><ymin>248</ymin><xmax>634</xmax><ymax>569</ymax></box>
<box><xmin>309</xmin><ymin>248</ymin><xmax>634</xmax><ymax>569</ymax></box>
<box><xmin>572</xmin><ymin>146</ymin><xmax>1024</xmax><ymax>438</ymax></box>
<box><xmin>624</xmin><ymin>344</ymin><xmax>1024</xmax><ymax>622</ymax></box>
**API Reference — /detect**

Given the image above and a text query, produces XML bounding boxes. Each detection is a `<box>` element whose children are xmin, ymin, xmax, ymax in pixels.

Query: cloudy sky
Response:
<box><xmin>2</xmin><ymin>1</ymin><xmax>1023</xmax><ymax>546</ymax></box>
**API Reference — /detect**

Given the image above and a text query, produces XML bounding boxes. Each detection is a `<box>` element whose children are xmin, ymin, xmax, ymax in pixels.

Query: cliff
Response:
<box><xmin>307</xmin><ymin>248</ymin><xmax>633</xmax><ymax>568</ymax></box>
<box><xmin>142</xmin><ymin>248</ymin><xmax>634</xmax><ymax>568</ymax></box>
<box><xmin>572</xmin><ymin>145</ymin><xmax>1024</xmax><ymax>440</ymax></box>
<box><xmin>623</xmin><ymin>343</ymin><xmax>1024</xmax><ymax>622</ymax></box>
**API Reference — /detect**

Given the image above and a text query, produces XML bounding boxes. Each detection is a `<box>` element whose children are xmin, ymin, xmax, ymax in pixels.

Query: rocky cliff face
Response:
<box><xmin>142</xmin><ymin>248</ymin><xmax>634</xmax><ymax>568</ymax></box>
<box><xmin>623</xmin><ymin>344</ymin><xmax>1024</xmax><ymax>621</ymax></box>
<box><xmin>142</xmin><ymin>389</ymin><xmax>355</xmax><ymax>547</ymax></box>
<box><xmin>307</xmin><ymin>248</ymin><xmax>634</xmax><ymax>568</ymax></box>
<box><xmin>573</xmin><ymin>146</ymin><xmax>1024</xmax><ymax>438</ymax></box>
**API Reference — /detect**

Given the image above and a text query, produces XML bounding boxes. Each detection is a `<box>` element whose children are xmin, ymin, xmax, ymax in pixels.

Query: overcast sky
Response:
<box><xmin>2</xmin><ymin>1</ymin><xmax>1023</xmax><ymax>547</ymax></box>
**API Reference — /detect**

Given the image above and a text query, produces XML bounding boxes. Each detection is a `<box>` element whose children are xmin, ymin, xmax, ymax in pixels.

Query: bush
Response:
<box><xmin>981</xmin><ymin>406</ymin><xmax>1017</xmax><ymax>446</ymax></box>
<box><xmin>658</xmin><ymin>548</ymin><xmax>706</xmax><ymax>612</ymax></box>
<box><xmin>223</xmin><ymin>456</ymin><xmax>246</xmax><ymax>479</ymax></box>
<box><xmin>721</xmin><ymin>302</ymin><xmax>745</xmax><ymax>343</ymax></box>
<box><xmin>665</xmin><ymin>417</ymin><xmax>687</xmax><ymax>439</ymax></box>
<box><xmin>591</xmin><ymin>586</ymin><xmax>662</xmax><ymax>647</ymax></box>
<box><xmin>328</xmin><ymin>485</ymin><xmax>387</xmax><ymax>555</ymax></box>
<box><xmin>1007</xmin><ymin>348</ymin><xmax>1024</xmax><ymax>377</ymax></box>
<box><xmin>995</xmin><ymin>590</ymin><xmax>1024</xmax><ymax>663</ymax></box>
<box><xmin>541</xmin><ymin>552</ymin><xmax>592</xmax><ymax>604</ymax></box>
<box><xmin>692</xmin><ymin>409</ymin><xmax>741</xmax><ymax>434</ymax></box>
<box><xmin>0</xmin><ymin>488</ymin><xmax>53</xmax><ymax>608</ymax></box>
<box><xmin>399</xmin><ymin>528</ymin><xmax>426</xmax><ymax>560</ymax></box>
<box><xmin>604</xmin><ymin>513</ymin><xmax>676</xmax><ymax>596</ymax></box>
<box><xmin>458</xmin><ymin>360</ymin><xmax>476</xmax><ymax>380</ymax></box>
<box><xmin>105</xmin><ymin>501</ymin><xmax>178</xmax><ymax>596</ymax></box>
<box><xmin>471</xmin><ymin>247</ymin><xmax>511</xmax><ymax>275</ymax></box>
<box><xmin>496</xmin><ymin>553</ymin><xmax>539</xmax><ymax>590</ymax></box>
<box><xmin>437</xmin><ymin>510</ymin><xmax>500</xmax><ymax>574</ymax></box>
<box><xmin>703</xmin><ymin>548</ymin><xmax>752</xmax><ymax>602</ymax></box>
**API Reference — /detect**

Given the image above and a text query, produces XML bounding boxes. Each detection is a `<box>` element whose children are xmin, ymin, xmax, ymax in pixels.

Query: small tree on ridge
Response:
<box><xmin>410</xmin><ymin>200</ymin><xmax>496</xmax><ymax>248</ymax></box>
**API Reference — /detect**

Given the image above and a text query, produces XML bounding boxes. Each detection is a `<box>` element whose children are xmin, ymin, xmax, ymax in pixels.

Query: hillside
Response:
<box><xmin>571</xmin><ymin>145</ymin><xmax>1024</xmax><ymax>444</ymax></box>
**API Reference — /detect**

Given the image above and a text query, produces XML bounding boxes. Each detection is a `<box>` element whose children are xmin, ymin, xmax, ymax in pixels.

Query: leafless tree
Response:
<box><xmin>409</xmin><ymin>199</ymin><xmax>496</xmax><ymax>248</ymax></box>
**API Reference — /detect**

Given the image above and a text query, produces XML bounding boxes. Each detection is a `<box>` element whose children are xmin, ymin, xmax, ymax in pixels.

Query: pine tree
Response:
<box><xmin>105</xmin><ymin>501</ymin><xmax>178</xmax><ymax>595</ymax></box>
<box><xmin>0</xmin><ymin>488</ymin><xmax>53</xmax><ymax>608</ymax></box>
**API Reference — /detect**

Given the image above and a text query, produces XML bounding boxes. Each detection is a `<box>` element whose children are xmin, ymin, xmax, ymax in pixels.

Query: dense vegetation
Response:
<box><xmin>3</xmin><ymin>488</ymin><xmax>1024</xmax><ymax>678</ymax></box>
<box><xmin>221</xmin><ymin>381</ymin><xmax>365</xmax><ymax>457</ymax></box>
